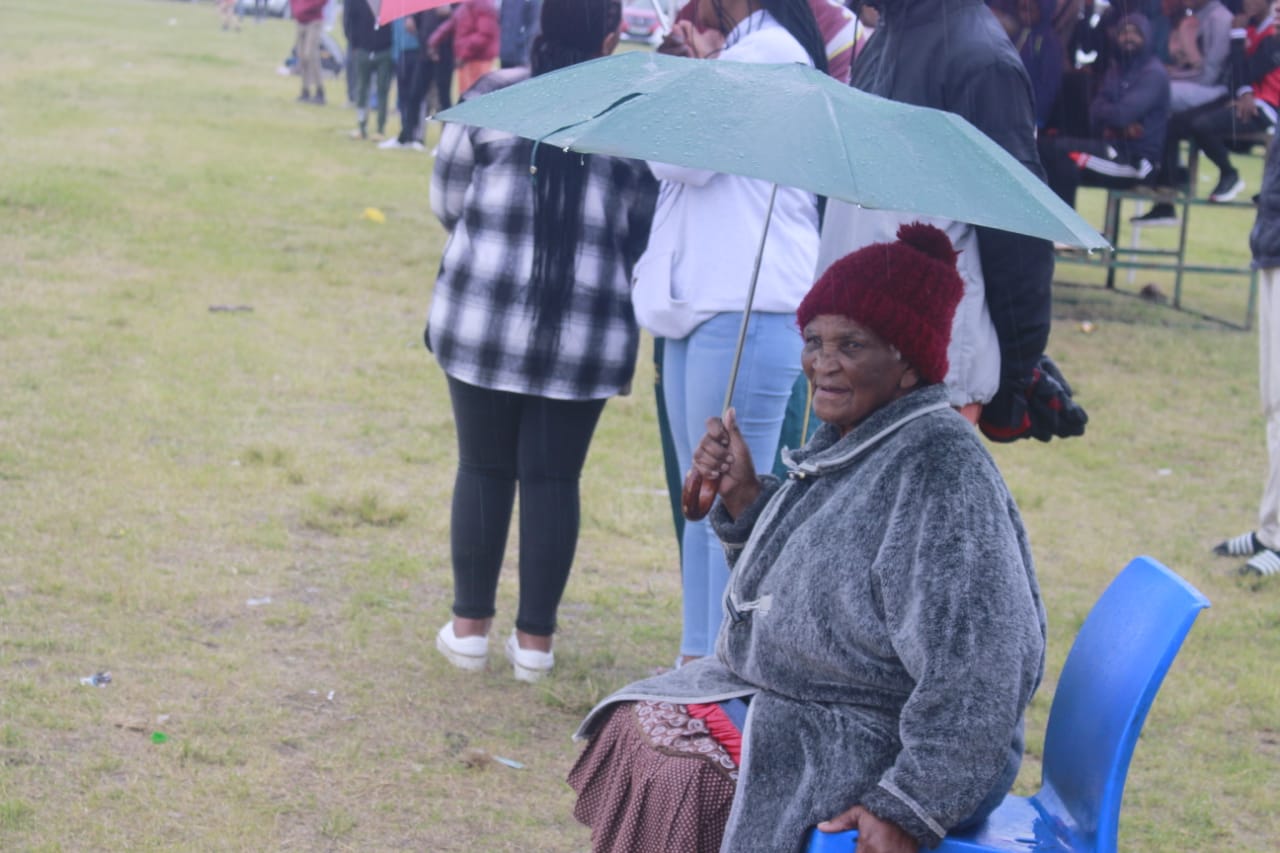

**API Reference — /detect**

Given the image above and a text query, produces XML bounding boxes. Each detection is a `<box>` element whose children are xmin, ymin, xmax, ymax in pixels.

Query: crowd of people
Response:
<box><xmin>268</xmin><ymin>0</ymin><xmax>1271</xmax><ymax>848</ymax></box>
<box><xmin>280</xmin><ymin>0</ymin><xmax>529</xmax><ymax>145</ymax></box>
<box><xmin>415</xmin><ymin>0</ymin><xmax>1092</xmax><ymax>848</ymax></box>
<box><xmin>1028</xmin><ymin>0</ymin><xmax>1280</xmax><ymax>225</ymax></box>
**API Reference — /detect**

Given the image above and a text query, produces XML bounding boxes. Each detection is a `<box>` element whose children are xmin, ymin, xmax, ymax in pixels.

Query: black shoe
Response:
<box><xmin>297</xmin><ymin>89</ymin><xmax>312</xmax><ymax>103</ymax></box>
<box><xmin>1209</xmin><ymin>171</ymin><xmax>1245</xmax><ymax>203</ymax></box>
<box><xmin>312</xmin><ymin>88</ymin><xmax>326</xmax><ymax>106</ymax></box>
<box><xmin>1130</xmin><ymin>202</ymin><xmax>1178</xmax><ymax>227</ymax></box>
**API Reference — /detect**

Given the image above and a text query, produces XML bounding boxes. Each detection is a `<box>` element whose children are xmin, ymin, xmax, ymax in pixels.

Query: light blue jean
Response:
<box><xmin>663</xmin><ymin>311</ymin><xmax>803</xmax><ymax>657</ymax></box>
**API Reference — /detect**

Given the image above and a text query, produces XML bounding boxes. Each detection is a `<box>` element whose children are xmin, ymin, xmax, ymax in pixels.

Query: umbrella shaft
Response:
<box><xmin>722</xmin><ymin>182</ymin><xmax>779</xmax><ymax>414</ymax></box>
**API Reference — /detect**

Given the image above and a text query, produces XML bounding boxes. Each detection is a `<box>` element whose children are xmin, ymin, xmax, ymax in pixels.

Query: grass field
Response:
<box><xmin>1</xmin><ymin>1</ymin><xmax>1277</xmax><ymax>850</ymax></box>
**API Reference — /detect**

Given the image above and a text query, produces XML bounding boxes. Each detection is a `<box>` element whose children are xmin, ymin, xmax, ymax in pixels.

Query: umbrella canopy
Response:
<box><xmin>434</xmin><ymin>51</ymin><xmax>1109</xmax><ymax>250</ymax></box>
<box><xmin>364</xmin><ymin>0</ymin><xmax>452</xmax><ymax>27</ymax></box>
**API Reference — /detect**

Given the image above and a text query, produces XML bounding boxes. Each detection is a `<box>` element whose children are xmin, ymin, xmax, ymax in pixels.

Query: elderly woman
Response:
<box><xmin>569</xmin><ymin>224</ymin><xmax>1047</xmax><ymax>853</ymax></box>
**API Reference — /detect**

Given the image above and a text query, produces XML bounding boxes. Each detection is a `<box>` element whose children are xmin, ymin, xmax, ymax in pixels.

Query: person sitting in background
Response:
<box><xmin>429</xmin><ymin>0</ymin><xmax>500</xmax><ymax>97</ymax></box>
<box><xmin>344</xmin><ymin>0</ymin><xmax>394</xmax><ymax>139</ymax></box>
<box><xmin>1179</xmin><ymin>0</ymin><xmax>1280</xmax><ymax>201</ymax></box>
<box><xmin>1039</xmin><ymin>14</ymin><xmax>1170</xmax><ymax>208</ymax></box>
<box><xmin>1133</xmin><ymin>0</ymin><xmax>1234</xmax><ymax>223</ymax></box>
<box><xmin>990</xmin><ymin>0</ymin><xmax>1066</xmax><ymax>130</ymax></box>
<box><xmin>570</xmin><ymin>224</ymin><xmax>1047</xmax><ymax>853</ymax></box>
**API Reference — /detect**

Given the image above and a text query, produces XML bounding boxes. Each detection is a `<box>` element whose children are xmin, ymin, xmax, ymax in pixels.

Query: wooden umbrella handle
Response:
<box><xmin>681</xmin><ymin>467</ymin><xmax>717</xmax><ymax>521</ymax></box>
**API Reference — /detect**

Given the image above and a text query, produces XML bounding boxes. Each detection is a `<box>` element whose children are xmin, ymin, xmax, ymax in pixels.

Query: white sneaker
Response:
<box><xmin>407</xmin><ymin>140</ymin><xmax>426</xmax><ymax>151</ymax></box>
<box><xmin>377</xmin><ymin>137</ymin><xmax>403</xmax><ymax>149</ymax></box>
<box><xmin>505</xmin><ymin>632</ymin><xmax>553</xmax><ymax>682</ymax></box>
<box><xmin>436</xmin><ymin>622</ymin><xmax>488</xmax><ymax>671</ymax></box>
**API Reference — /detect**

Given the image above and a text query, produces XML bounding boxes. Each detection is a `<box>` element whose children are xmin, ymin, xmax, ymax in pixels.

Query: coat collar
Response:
<box><xmin>781</xmin><ymin>384</ymin><xmax>955</xmax><ymax>478</ymax></box>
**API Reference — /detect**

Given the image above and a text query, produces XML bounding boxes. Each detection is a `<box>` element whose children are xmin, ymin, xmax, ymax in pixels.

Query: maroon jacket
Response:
<box><xmin>289</xmin><ymin>0</ymin><xmax>327</xmax><ymax>24</ymax></box>
<box><xmin>430</xmin><ymin>0</ymin><xmax>500</xmax><ymax>63</ymax></box>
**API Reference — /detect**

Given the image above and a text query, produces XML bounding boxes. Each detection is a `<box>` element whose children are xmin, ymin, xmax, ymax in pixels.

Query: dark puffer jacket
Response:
<box><xmin>344</xmin><ymin>0</ymin><xmax>392</xmax><ymax>52</ymax></box>
<box><xmin>1089</xmin><ymin>13</ymin><xmax>1170</xmax><ymax>167</ymax></box>
<box><xmin>851</xmin><ymin>0</ymin><xmax>1054</xmax><ymax>421</ymax></box>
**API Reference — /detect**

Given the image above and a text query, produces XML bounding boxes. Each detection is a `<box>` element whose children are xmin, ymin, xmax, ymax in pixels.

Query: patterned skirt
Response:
<box><xmin>568</xmin><ymin>700</ymin><xmax>744</xmax><ymax>853</ymax></box>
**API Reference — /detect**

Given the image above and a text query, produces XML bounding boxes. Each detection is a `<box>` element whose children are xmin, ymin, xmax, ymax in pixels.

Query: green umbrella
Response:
<box><xmin>434</xmin><ymin>51</ymin><xmax>1105</xmax><ymax>518</ymax></box>
<box><xmin>434</xmin><ymin>50</ymin><xmax>1108</xmax><ymax>251</ymax></box>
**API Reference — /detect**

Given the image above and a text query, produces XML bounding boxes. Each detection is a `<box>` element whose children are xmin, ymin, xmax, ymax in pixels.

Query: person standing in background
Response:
<box><xmin>345</xmin><ymin>0</ymin><xmax>395</xmax><ymax>139</ymax></box>
<box><xmin>1214</xmin><ymin>133</ymin><xmax>1280</xmax><ymax>577</ymax></box>
<box><xmin>500</xmin><ymin>0</ymin><xmax>542</xmax><ymax>67</ymax></box>
<box><xmin>818</xmin><ymin>0</ymin><xmax>1087</xmax><ymax>444</ymax></box>
<box><xmin>634</xmin><ymin>0</ymin><xmax>829</xmax><ymax>665</ymax></box>
<box><xmin>427</xmin><ymin>0</ymin><xmax>658</xmax><ymax>682</ymax></box>
<box><xmin>429</xmin><ymin>0</ymin><xmax>500</xmax><ymax>97</ymax></box>
<box><xmin>290</xmin><ymin>0</ymin><xmax>329</xmax><ymax>104</ymax></box>
<box><xmin>381</xmin><ymin>11</ymin><xmax>444</xmax><ymax>150</ymax></box>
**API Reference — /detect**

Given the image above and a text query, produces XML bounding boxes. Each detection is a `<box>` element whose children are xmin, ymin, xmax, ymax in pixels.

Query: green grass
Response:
<box><xmin>1</xmin><ymin>1</ymin><xmax>1278</xmax><ymax>850</ymax></box>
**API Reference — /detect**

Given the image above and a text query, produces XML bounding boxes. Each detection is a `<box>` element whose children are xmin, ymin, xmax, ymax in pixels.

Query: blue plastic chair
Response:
<box><xmin>805</xmin><ymin>555</ymin><xmax>1210</xmax><ymax>853</ymax></box>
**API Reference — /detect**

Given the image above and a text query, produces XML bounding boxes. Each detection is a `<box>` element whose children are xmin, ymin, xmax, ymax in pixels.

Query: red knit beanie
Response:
<box><xmin>797</xmin><ymin>222</ymin><xmax>963</xmax><ymax>385</ymax></box>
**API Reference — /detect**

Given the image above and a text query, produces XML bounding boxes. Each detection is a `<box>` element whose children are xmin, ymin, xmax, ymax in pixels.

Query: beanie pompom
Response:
<box><xmin>896</xmin><ymin>222</ymin><xmax>958</xmax><ymax>266</ymax></box>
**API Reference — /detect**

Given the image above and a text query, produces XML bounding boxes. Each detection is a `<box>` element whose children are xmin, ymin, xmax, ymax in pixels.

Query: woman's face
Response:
<box><xmin>801</xmin><ymin>314</ymin><xmax>919</xmax><ymax>436</ymax></box>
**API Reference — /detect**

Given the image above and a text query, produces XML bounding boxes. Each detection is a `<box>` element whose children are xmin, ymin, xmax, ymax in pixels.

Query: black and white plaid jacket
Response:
<box><xmin>427</xmin><ymin>70</ymin><xmax>659</xmax><ymax>401</ymax></box>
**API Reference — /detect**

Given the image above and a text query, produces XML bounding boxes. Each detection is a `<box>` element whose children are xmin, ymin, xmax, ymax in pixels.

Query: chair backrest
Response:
<box><xmin>1038</xmin><ymin>555</ymin><xmax>1209</xmax><ymax>853</ymax></box>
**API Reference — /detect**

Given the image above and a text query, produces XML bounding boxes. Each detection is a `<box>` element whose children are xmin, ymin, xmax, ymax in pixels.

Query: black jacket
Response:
<box><xmin>852</xmin><ymin>0</ymin><xmax>1054</xmax><ymax>403</ymax></box>
<box><xmin>1252</xmin><ymin>140</ymin><xmax>1280</xmax><ymax>268</ymax></box>
<box><xmin>345</xmin><ymin>0</ymin><xmax>393</xmax><ymax>52</ymax></box>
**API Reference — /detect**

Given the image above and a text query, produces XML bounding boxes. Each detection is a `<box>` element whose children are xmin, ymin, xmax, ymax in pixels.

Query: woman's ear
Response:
<box><xmin>899</xmin><ymin>365</ymin><xmax>921</xmax><ymax>391</ymax></box>
<box><xmin>601</xmin><ymin>30</ymin><xmax>620</xmax><ymax>56</ymax></box>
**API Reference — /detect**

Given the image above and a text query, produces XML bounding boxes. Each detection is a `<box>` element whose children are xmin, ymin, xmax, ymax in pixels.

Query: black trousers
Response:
<box><xmin>396</xmin><ymin>55</ymin><xmax>432</xmax><ymax>143</ymax></box>
<box><xmin>1039</xmin><ymin>135</ymin><xmax>1149</xmax><ymax>209</ymax></box>
<box><xmin>1158</xmin><ymin>97</ymin><xmax>1231</xmax><ymax>187</ymax></box>
<box><xmin>446</xmin><ymin>376</ymin><xmax>606</xmax><ymax>636</ymax></box>
<box><xmin>1188</xmin><ymin>101</ymin><xmax>1273</xmax><ymax>177</ymax></box>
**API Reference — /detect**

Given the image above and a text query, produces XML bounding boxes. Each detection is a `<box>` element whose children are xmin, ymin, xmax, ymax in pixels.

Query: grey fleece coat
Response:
<box><xmin>575</xmin><ymin>385</ymin><xmax>1046</xmax><ymax>850</ymax></box>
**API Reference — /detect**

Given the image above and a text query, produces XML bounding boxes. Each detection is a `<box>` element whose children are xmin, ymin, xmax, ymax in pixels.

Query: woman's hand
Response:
<box><xmin>817</xmin><ymin>805</ymin><xmax>916</xmax><ymax>853</ymax></box>
<box><xmin>689</xmin><ymin>407</ymin><xmax>759</xmax><ymax>519</ymax></box>
<box><xmin>657</xmin><ymin>20</ymin><xmax>725</xmax><ymax>59</ymax></box>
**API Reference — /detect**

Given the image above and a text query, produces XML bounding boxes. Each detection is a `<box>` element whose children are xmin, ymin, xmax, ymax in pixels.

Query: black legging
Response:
<box><xmin>446</xmin><ymin>376</ymin><xmax>606</xmax><ymax>637</ymax></box>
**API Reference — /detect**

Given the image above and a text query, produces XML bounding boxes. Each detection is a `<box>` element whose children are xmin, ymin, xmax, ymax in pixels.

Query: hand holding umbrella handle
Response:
<box><xmin>680</xmin><ymin>409</ymin><xmax>758</xmax><ymax>521</ymax></box>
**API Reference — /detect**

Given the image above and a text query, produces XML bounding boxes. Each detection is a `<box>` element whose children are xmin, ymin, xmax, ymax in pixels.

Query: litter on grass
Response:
<box><xmin>80</xmin><ymin>671</ymin><xmax>112</xmax><ymax>687</ymax></box>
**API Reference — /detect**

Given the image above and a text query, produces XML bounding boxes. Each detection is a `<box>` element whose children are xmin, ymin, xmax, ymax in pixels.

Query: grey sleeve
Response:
<box><xmin>709</xmin><ymin>475</ymin><xmax>783</xmax><ymax>567</ymax></box>
<box><xmin>1198</xmin><ymin>8</ymin><xmax>1234</xmax><ymax>86</ymax></box>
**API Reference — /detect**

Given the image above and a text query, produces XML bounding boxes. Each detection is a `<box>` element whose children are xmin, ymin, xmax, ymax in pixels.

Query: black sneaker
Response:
<box><xmin>312</xmin><ymin>88</ymin><xmax>326</xmax><ymax>106</ymax></box>
<box><xmin>297</xmin><ymin>89</ymin><xmax>312</xmax><ymax>103</ymax></box>
<box><xmin>1130</xmin><ymin>202</ymin><xmax>1178</xmax><ymax>227</ymax></box>
<box><xmin>1209</xmin><ymin>171</ymin><xmax>1245</xmax><ymax>203</ymax></box>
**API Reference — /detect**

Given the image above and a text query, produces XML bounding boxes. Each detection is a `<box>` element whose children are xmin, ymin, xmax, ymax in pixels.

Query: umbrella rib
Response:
<box><xmin>536</xmin><ymin>93</ymin><xmax>645</xmax><ymax>151</ymax></box>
